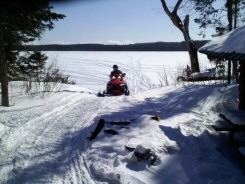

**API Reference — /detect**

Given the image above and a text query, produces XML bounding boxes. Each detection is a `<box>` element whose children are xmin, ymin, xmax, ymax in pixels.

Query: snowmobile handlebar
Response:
<box><xmin>109</xmin><ymin>73</ymin><xmax>126</xmax><ymax>79</ymax></box>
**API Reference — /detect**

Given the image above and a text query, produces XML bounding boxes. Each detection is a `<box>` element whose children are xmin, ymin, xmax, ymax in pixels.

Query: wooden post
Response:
<box><xmin>239</xmin><ymin>61</ymin><xmax>245</xmax><ymax>110</ymax></box>
<box><xmin>0</xmin><ymin>30</ymin><xmax>9</xmax><ymax>106</ymax></box>
<box><xmin>227</xmin><ymin>60</ymin><xmax>231</xmax><ymax>84</ymax></box>
<box><xmin>232</xmin><ymin>61</ymin><xmax>238</xmax><ymax>83</ymax></box>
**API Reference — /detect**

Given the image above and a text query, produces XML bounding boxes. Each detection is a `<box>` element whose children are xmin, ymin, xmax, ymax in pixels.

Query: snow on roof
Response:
<box><xmin>199</xmin><ymin>25</ymin><xmax>245</xmax><ymax>61</ymax></box>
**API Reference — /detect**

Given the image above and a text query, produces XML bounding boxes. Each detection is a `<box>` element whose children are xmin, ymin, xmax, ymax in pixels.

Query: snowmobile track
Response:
<box><xmin>0</xmin><ymin>92</ymin><xmax>119</xmax><ymax>184</ymax></box>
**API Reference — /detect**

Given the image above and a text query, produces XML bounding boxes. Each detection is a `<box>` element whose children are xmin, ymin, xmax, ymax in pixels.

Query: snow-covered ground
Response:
<box><xmin>1</xmin><ymin>52</ymin><xmax>245</xmax><ymax>184</ymax></box>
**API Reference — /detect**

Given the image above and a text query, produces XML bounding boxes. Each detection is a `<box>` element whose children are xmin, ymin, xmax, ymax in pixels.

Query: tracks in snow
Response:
<box><xmin>0</xmin><ymin>92</ymin><xmax>116</xmax><ymax>184</ymax></box>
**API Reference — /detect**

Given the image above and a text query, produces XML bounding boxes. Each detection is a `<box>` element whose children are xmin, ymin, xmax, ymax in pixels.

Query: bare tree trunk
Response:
<box><xmin>239</xmin><ymin>61</ymin><xmax>245</xmax><ymax>110</ymax></box>
<box><xmin>160</xmin><ymin>0</ymin><xmax>200</xmax><ymax>73</ymax></box>
<box><xmin>225</xmin><ymin>0</ymin><xmax>239</xmax><ymax>84</ymax></box>
<box><xmin>183</xmin><ymin>15</ymin><xmax>200</xmax><ymax>73</ymax></box>
<box><xmin>234</xmin><ymin>0</ymin><xmax>238</xmax><ymax>29</ymax></box>
<box><xmin>233</xmin><ymin>0</ymin><xmax>239</xmax><ymax>83</ymax></box>
<box><xmin>227</xmin><ymin>0</ymin><xmax>233</xmax><ymax>31</ymax></box>
<box><xmin>0</xmin><ymin>30</ymin><xmax>9</xmax><ymax>107</ymax></box>
<box><xmin>226</xmin><ymin>0</ymin><xmax>235</xmax><ymax>84</ymax></box>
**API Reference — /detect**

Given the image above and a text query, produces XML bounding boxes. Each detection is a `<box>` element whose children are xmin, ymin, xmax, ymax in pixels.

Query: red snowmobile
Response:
<box><xmin>98</xmin><ymin>73</ymin><xmax>130</xmax><ymax>97</ymax></box>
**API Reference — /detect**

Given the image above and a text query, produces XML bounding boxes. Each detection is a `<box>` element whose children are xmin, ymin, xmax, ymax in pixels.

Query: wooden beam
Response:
<box><xmin>239</xmin><ymin>62</ymin><xmax>245</xmax><ymax>110</ymax></box>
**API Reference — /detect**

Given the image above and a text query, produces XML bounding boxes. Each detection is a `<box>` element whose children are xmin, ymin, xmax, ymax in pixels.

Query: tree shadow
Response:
<box><xmin>101</xmin><ymin>84</ymin><xmax>221</xmax><ymax>121</ymax></box>
<box><xmin>155</xmin><ymin>125</ymin><xmax>245</xmax><ymax>183</ymax></box>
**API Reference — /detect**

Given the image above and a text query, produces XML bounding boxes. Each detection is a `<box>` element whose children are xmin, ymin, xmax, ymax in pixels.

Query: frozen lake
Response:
<box><xmin>45</xmin><ymin>51</ymin><xmax>212</xmax><ymax>92</ymax></box>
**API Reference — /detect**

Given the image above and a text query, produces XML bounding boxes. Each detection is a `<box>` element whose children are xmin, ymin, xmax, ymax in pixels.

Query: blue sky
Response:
<box><xmin>38</xmin><ymin>0</ymin><xmax>213</xmax><ymax>45</ymax></box>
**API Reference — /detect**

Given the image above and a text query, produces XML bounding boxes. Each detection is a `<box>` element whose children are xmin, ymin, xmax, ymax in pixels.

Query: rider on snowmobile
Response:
<box><xmin>97</xmin><ymin>64</ymin><xmax>129</xmax><ymax>96</ymax></box>
<box><xmin>106</xmin><ymin>65</ymin><xmax>125</xmax><ymax>92</ymax></box>
<box><xmin>110</xmin><ymin>65</ymin><xmax>123</xmax><ymax>78</ymax></box>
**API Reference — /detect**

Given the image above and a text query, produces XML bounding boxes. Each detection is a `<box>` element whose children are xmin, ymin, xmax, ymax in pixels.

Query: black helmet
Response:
<box><xmin>113</xmin><ymin>65</ymin><xmax>118</xmax><ymax>70</ymax></box>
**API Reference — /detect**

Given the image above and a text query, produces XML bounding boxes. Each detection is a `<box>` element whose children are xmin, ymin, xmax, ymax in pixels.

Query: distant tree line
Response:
<box><xmin>26</xmin><ymin>41</ymin><xmax>209</xmax><ymax>52</ymax></box>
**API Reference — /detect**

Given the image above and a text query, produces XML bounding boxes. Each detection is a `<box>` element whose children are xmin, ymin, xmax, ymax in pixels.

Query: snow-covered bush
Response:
<box><xmin>188</xmin><ymin>67</ymin><xmax>216</xmax><ymax>81</ymax></box>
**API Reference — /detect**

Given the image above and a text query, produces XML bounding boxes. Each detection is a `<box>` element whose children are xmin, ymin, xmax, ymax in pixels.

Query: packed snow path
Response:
<box><xmin>0</xmin><ymin>83</ymin><xmax>244</xmax><ymax>184</ymax></box>
<box><xmin>0</xmin><ymin>90</ymin><xmax>114</xmax><ymax>183</ymax></box>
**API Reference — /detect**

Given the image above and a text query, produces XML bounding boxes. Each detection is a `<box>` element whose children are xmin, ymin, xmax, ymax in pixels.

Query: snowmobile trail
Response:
<box><xmin>0</xmin><ymin>91</ymin><xmax>115</xmax><ymax>184</ymax></box>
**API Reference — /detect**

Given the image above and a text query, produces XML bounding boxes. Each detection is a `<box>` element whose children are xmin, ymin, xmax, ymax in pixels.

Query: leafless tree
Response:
<box><xmin>160</xmin><ymin>0</ymin><xmax>200</xmax><ymax>73</ymax></box>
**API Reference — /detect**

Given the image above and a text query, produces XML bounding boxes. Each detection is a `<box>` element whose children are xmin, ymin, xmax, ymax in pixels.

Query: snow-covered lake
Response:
<box><xmin>45</xmin><ymin>51</ymin><xmax>211</xmax><ymax>92</ymax></box>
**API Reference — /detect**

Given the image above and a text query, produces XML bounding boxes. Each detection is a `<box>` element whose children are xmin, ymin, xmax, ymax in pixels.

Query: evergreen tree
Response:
<box><xmin>0</xmin><ymin>0</ymin><xmax>65</xmax><ymax>106</ymax></box>
<box><xmin>9</xmin><ymin>51</ymin><xmax>48</xmax><ymax>81</ymax></box>
<box><xmin>192</xmin><ymin>0</ymin><xmax>245</xmax><ymax>83</ymax></box>
<box><xmin>192</xmin><ymin>0</ymin><xmax>245</xmax><ymax>37</ymax></box>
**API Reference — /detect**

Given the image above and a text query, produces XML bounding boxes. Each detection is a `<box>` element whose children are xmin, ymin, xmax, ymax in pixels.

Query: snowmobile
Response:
<box><xmin>98</xmin><ymin>73</ymin><xmax>130</xmax><ymax>97</ymax></box>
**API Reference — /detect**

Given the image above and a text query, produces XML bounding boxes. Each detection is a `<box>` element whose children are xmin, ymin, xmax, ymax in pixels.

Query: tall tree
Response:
<box><xmin>193</xmin><ymin>0</ymin><xmax>245</xmax><ymax>83</ymax></box>
<box><xmin>160</xmin><ymin>0</ymin><xmax>200</xmax><ymax>73</ymax></box>
<box><xmin>232</xmin><ymin>0</ymin><xmax>240</xmax><ymax>82</ymax></box>
<box><xmin>0</xmin><ymin>0</ymin><xmax>65</xmax><ymax>106</ymax></box>
<box><xmin>193</xmin><ymin>0</ymin><xmax>245</xmax><ymax>36</ymax></box>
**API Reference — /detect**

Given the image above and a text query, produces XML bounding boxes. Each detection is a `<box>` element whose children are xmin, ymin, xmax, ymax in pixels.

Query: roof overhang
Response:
<box><xmin>199</xmin><ymin>25</ymin><xmax>245</xmax><ymax>61</ymax></box>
